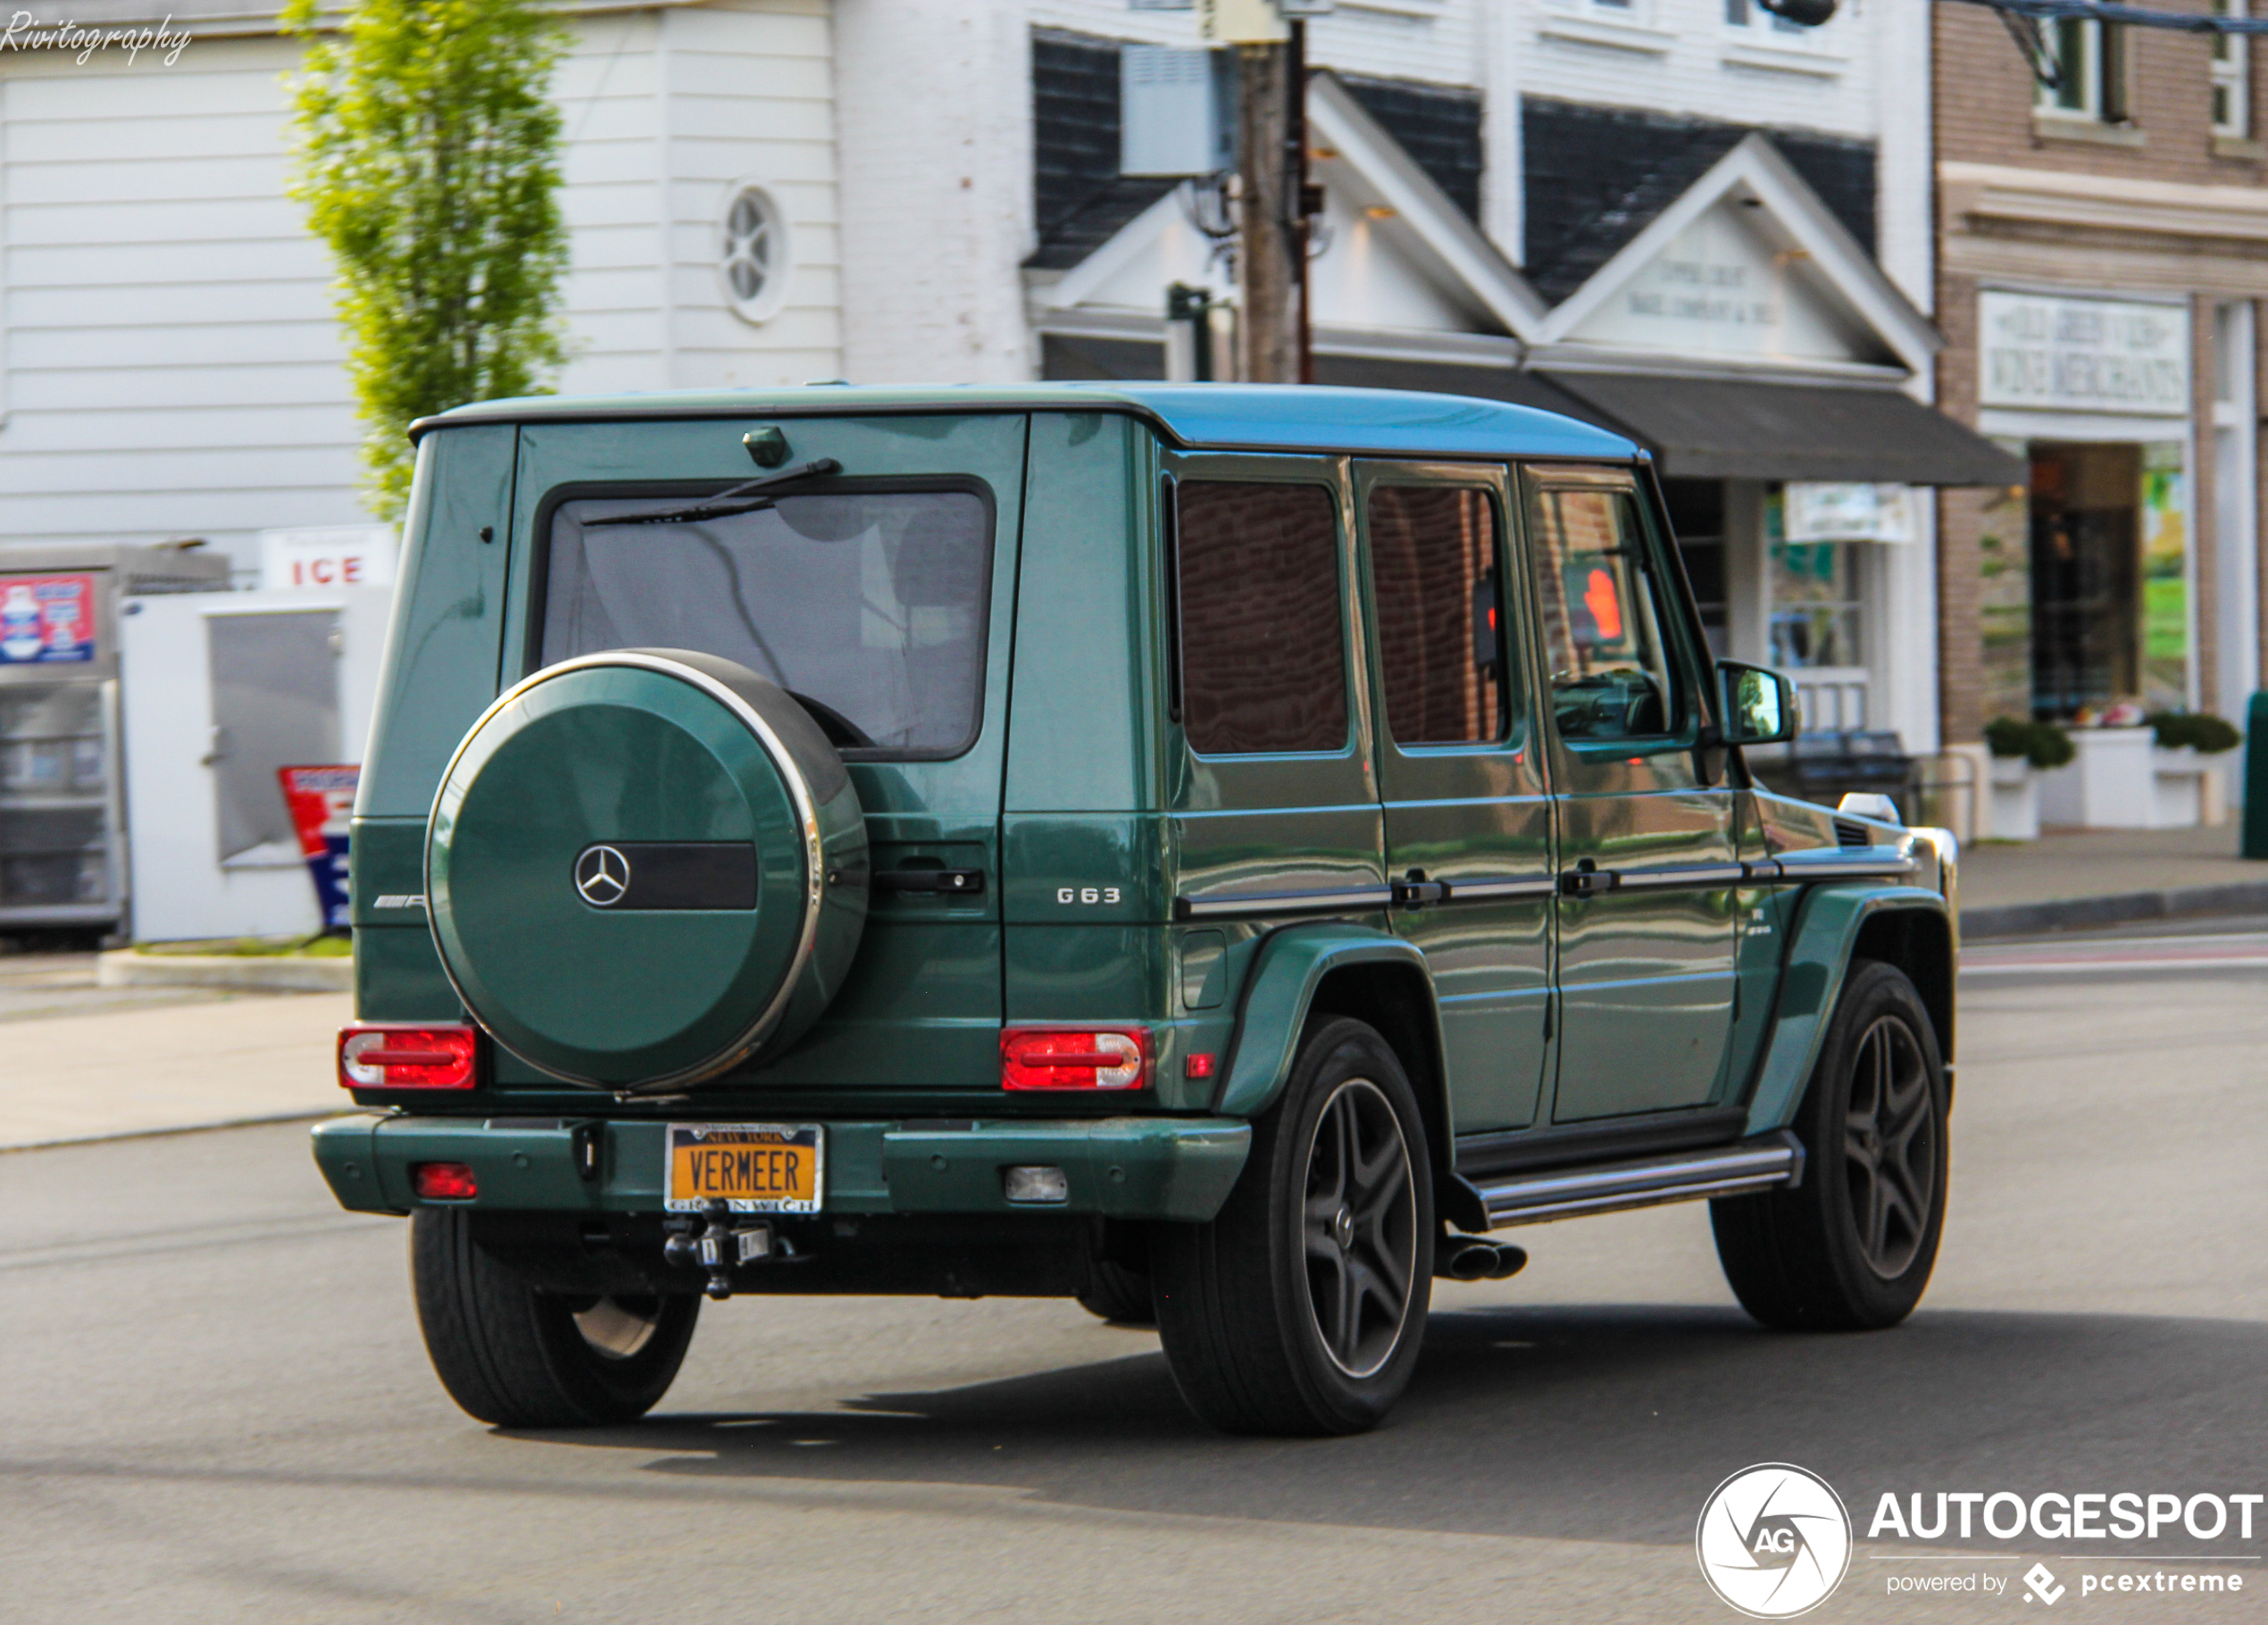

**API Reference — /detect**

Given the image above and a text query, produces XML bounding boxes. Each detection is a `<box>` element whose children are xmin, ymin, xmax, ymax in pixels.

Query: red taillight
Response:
<box><xmin>412</xmin><ymin>1162</ymin><xmax>478</xmax><ymax>1200</ymax></box>
<box><xmin>338</xmin><ymin>1023</ymin><xmax>477</xmax><ymax>1090</ymax></box>
<box><xmin>1001</xmin><ymin>1027</ymin><xmax>1149</xmax><ymax>1091</ymax></box>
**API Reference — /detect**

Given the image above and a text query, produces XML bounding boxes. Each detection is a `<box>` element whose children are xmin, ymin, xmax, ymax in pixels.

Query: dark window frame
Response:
<box><xmin>1360</xmin><ymin>473</ymin><xmax>1522</xmax><ymax>754</ymax></box>
<box><xmin>526</xmin><ymin>474</ymin><xmax>999</xmax><ymax>763</ymax></box>
<box><xmin>1163</xmin><ymin>463</ymin><xmax>1355</xmax><ymax>761</ymax></box>
<box><xmin>1522</xmin><ymin>468</ymin><xmax>1714</xmax><ymax>756</ymax></box>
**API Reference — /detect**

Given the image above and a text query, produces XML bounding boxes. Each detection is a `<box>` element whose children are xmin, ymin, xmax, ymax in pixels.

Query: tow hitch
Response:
<box><xmin>663</xmin><ymin>1200</ymin><xmax>796</xmax><ymax>1299</ymax></box>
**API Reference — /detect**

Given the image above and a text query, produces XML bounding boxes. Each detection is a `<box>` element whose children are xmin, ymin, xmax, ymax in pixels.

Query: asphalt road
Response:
<box><xmin>5</xmin><ymin>935</ymin><xmax>2266</xmax><ymax>1623</ymax></box>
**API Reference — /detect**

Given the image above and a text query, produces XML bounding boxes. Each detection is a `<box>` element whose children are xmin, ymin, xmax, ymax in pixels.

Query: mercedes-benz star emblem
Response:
<box><xmin>575</xmin><ymin>845</ymin><xmax>630</xmax><ymax>907</ymax></box>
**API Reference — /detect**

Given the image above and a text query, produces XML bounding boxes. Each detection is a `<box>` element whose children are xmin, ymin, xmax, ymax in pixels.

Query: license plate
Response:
<box><xmin>663</xmin><ymin>1124</ymin><xmax>823</xmax><ymax>1213</ymax></box>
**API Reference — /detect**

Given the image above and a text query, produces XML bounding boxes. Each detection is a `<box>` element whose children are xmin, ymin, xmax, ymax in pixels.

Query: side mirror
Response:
<box><xmin>1718</xmin><ymin>660</ymin><xmax>1799</xmax><ymax>746</ymax></box>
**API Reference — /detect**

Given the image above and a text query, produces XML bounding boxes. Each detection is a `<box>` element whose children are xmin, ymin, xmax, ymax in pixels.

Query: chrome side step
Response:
<box><xmin>1477</xmin><ymin>1135</ymin><xmax>1804</xmax><ymax>1228</ymax></box>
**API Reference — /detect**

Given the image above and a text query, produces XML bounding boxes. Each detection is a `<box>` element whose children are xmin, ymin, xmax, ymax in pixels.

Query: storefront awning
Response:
<box><xmin>1537</xmin><ymin>371</ymin><xmax>2025</xmax><ymax>487</ymax></box>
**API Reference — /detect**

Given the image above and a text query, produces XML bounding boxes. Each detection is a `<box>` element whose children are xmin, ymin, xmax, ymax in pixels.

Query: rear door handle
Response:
<box><xmin>1559</xmin><ymin>867</ymin><xmax>1618</xmax><ymax>898</ymax></box>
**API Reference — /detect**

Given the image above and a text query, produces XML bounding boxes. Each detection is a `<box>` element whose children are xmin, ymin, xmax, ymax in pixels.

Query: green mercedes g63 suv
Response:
<box><xmin>315</xmin><ymin>384</ymin><xmax>1955</xmax><ymax>1438</ymax></box>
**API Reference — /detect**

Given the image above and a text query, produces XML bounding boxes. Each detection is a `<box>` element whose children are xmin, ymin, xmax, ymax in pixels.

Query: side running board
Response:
<box><xmin>1475</xmin><ymin>1135</ymin><xmax>1804</xmax><ymax>1228</ymax></box>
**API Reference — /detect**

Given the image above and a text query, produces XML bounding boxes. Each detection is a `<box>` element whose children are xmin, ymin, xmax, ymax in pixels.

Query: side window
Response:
<box><xmin>1366</xmin><ymin>484</ymin><xmax>1509</xmax><ymax>746</ymax></box>
<box><xmin>1175</xmin><ymin>481</ymin><xmax>1348</xmax><ymax>754</ymax></box>
<box><xmin>1528</xmin><ymin>484</ymin><xmax>1685</xmax><ymax>743</ymax></box>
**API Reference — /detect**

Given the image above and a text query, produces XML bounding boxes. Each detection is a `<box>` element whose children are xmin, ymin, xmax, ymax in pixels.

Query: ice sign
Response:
<box><xmin>0</xmin><ymin>575</ymin><xmax>96</xmax><ymax>664</ymax></box>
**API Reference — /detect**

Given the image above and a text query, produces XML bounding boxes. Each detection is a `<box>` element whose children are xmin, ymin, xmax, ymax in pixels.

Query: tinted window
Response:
<box><xmin>1175</xmin><ymin>481</ymin><xmax>1347</xmax><ymax>754</ymax></box>
<box><xmin>1527</xmin><ymin>485</ymin><xmax>1684</xmax><ymax>742</ymax></box>
<box><xmin>542</xmin><ymin>489</ymin><xmax>989</xmax><ymax>755</ymax></box>
<box><xmin>1367</xmin><ymin>485</ymin><xmax>1508</xmax><ymax>746</ymax></box>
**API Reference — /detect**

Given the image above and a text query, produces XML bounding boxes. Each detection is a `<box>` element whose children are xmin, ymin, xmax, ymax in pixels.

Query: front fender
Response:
<box><xmin>1213</xmin><ymin>922</ymin><xmax>1436</xmax><ymax>1121</ymax></box>
<box><xmin>1741</xmin><ymin>884</ymin><xmax>1952</xmax><ymax>1136</ymax></box>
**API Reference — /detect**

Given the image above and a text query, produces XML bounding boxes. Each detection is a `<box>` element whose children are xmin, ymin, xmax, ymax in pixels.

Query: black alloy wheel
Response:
<box><xmin>1711</xmin><ymin>958</ymin><xmax>1950</xmax><ymax>1331</ymax></box>
<box><xmin>1301</xmin><ymin>1078</ymin><xmax>1419</xmax><ymax>1379</ymax></box>
<box><xmin>1152</xmin><ymin>1016</ymin><xmax>1435</xmax><ymax>1436</ymax></box>
<box><xmin>1843</xmin><ymin>1013</ymin><xmax>1937</xmax><ymax>1279</ymax></box>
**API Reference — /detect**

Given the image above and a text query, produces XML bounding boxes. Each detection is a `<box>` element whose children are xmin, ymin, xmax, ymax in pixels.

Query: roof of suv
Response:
<box><xmin>410</xmin><ymin>382</ymin><xmax>1641</xmax><ymax>463</ymax></box>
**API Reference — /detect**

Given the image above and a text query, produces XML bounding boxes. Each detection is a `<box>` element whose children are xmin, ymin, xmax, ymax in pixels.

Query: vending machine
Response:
<box><xmin>0</xmin><ymin>543</ymin><xmax>230</xmax><ymax>934</ymax></box>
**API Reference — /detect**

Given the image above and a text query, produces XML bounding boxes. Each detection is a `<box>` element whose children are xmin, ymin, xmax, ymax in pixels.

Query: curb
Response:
<box><xmin>1963</xmin><ymin>879</ymin><xmax>2268</xmax><ymax>939</ymax></box>
<box><xmin>95</xmin><ymin>950</ymin><xmax>353</xmax><ymax>994</ymax></box>
<box><xmin>0</xmin><ymin>1108</ymin><xmax>349</xmax><ymax>1156</ymax></box>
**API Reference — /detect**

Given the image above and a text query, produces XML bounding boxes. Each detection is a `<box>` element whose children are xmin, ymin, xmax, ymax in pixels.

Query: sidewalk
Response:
<box><xmin>0</xmin><ymin>963</ymin><xmax>348</xmax><ymax>1151</ymax></box>
<box><xmin>1958</xmin><ymin>824</ymin><xmax>2268</xmax><ymax>938</ymax></box>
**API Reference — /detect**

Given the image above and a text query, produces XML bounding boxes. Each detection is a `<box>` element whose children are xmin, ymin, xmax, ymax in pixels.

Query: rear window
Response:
<box><xmin>540</xmin><ymin>488</ymin><xmax>991</xmax><ymax>756</ymax></box>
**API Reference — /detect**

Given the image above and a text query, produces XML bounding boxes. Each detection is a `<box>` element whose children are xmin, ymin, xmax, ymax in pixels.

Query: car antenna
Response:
<box><xmin>582</xmin><ymin>456</ymin><xmax>843</xmax><ymax>529</ymax></box>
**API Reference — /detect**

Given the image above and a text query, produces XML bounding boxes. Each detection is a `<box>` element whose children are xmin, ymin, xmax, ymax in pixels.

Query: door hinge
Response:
<box><xmin>1559</xmin><ymin>864</ymin><xmax>1618</xmax><ymax>898</ymax></box>
<box><xmin>1392</xmin><ymin>870</ymin><xmax>1448</xmax><ymax>908</ymax></box>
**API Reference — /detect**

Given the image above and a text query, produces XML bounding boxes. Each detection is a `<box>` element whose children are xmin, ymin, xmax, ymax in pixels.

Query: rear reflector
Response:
<box><xmin>1000</xmin><ymin>1027</ymin><xmax>1148</xmax><ymax>1091</ymax></box>
<box><xmin>412</xmin><ymin>1162</ymin><xmax>478</xmax><ymax>1201</ymax></box>
<box><xmin>339</xmin><ymin>1023</ymin><xmax>477</xmax><ymax>1090</ymax></box>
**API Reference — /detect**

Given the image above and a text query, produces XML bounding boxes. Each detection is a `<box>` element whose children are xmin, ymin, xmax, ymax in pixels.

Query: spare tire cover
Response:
<box><xmin>427</xmin><ymin>649</ymin><xmax>868</xmax><ymax>1090</ymax></box>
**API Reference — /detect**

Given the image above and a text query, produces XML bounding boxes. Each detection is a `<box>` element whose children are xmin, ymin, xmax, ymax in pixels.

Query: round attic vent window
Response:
<box><xmin>721</xmin><ymin>183</ymin><xmax>789</xmax><ymax>324</ymax></box>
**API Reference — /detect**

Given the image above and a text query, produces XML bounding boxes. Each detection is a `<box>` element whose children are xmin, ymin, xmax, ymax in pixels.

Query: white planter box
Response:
<box><xmin>1986</xmin><ymin>754</ymin><xmax>2039</xmax><ymax>841</ymax></box>
<box><xmin>2152</xmin><ymin>746</ymin><xmax>2235</xmax><ymax>829</ymax></box>
<box><xmin>2152</xmin><ymin>746</ymin><xmax>2202</xmax><ymax>829</ymax></box>
<box><xmin>2035</xmin><ymin>726</ymin><xmax>2157</xmax><ymax>829</ymax></box>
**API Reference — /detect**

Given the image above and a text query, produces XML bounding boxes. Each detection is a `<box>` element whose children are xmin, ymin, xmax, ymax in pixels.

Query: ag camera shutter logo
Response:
<box><xmin>1697</xmin><ymin>1463</ymin><xmax>1853</xmax><ymax>1617</ymax></box>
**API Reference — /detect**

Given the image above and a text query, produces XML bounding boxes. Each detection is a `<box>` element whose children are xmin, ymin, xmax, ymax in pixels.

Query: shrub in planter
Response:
<box><xmin>2145</xmin><ymin>711</ymin><xmax>2242</xmax><ymax>754</ymax></box>
<box><xmin>1985</xmin><ymin>715</ymin><xmax>2077</xmax><ymax>771</ymax></box>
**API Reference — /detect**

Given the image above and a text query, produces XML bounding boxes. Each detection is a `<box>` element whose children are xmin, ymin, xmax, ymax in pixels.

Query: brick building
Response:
<box><xmin>1935</xmin><ymin>0</ymin><xmax>2268</xmax><ymax>762</ymax></box>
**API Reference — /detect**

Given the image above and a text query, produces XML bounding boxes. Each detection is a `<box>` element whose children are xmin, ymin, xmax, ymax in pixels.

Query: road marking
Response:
<box><xmin>1965</xmin><ymin>955</ymin><xmax>2268</xmax><ymax>976</ymax></box>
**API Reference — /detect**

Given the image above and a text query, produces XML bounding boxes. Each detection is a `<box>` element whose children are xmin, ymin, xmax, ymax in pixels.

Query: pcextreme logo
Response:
<box><xmin>1697</xmin><ymin>1463</ymin><xmax>1855</xmax><ymax>1618</ymax></box>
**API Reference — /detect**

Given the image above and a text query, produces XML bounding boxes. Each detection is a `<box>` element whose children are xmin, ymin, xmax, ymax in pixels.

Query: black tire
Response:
<box><xmin>1152</xmin><ymin>1017</ymin><xmax>1435</xmax><ymax>1436</ymax></box>
<box><xmin>411</xmin><ymin>1208</ymin><xmax>700</xmax><ymax>1427</ymax></box>
<box><xmin>1712</xmin><ymin>959</ymin><xmax>1949</xmax><ymax>1331</ymax></box>
<box><xmin>1075</xmin><ymin>1256</ymin><xmax>1157</xmax><ymax>1326</ymax></box>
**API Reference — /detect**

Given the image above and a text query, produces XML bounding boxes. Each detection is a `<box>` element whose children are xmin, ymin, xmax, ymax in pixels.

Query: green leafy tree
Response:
<box><xmin>283</xmin><ymin>0</ymin><xmax>570</xmax><ymax>520</ymax></box>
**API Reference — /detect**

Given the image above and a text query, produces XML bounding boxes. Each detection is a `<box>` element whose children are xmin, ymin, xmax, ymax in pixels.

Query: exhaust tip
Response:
<box><xmin>1438</xmin><ymin>1237</ymin><xmax>1529</xmax><ymax>1282</ymax></box>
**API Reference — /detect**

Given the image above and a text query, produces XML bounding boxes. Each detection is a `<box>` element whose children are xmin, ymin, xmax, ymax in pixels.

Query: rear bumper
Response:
<box><xmin>313</xmin><ymin>1112</ymin><xmax>1251</xmax><ymax>1223</ymax></box>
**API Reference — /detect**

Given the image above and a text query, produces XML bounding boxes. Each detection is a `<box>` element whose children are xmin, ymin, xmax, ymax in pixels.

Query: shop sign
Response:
<box><xmin>1785</xmin><ymin>483</ymin><xmax>1916</xmax><ymax>544</ymax></box>
<box><xmin>1569</xmin><ymin>199</ymin><xmax>1868</xmax><ymax>364</ymax></box>
<box><xmin>278</xmin><ymin>764</ymin><xmax>357</xmax><ymax>930</ymax></box>
<box><xmin>260</xmin><ymin>526</ymin><xmax>397</xmax><ymax>593</ymax></box>
<box><xmin>0</xmin><ymin>574</ymin><xmax>96</xmax><ymax>664</ymax></box>
<box><xmin>1979</xmin><ymin>292</ymin><xmax>2189</xmax><ymax>415</ymax></box>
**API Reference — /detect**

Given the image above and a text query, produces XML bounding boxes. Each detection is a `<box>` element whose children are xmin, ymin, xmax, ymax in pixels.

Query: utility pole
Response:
<box><xmin>1205</xmin><ymin>0</ymin><xmax>1315</xmax><ymax>383</ymax></box>
<box><xmin>1234</xmin><ymin>36</ymin><xmax>1297</xmax><ymax>383</ymax></box>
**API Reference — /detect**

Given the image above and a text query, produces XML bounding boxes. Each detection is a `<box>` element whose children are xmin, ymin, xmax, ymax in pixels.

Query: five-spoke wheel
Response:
<box><xmin>1301</xmin><ymin>1078</ymin><xmax>1418</xmax><ymax>1379</ymax></box>
<box><xmin>1153</xmin><ymin>1017</ymin><xmax>1434</xmax><ymax>1436</ymax></box>
<box><xmin>1843</xmin><ymin>1013</ymin><xmax>1938</xmax><ymax>1280</ymax></box>
<box><xmin>1712</xmin><ymin>958</ymin><xmax>1950</xmax><ymax>1331</ymax></box>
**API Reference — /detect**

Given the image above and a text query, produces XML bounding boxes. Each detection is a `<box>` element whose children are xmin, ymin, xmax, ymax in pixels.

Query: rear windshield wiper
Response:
<box><xmin>581</xmin><ymin>456</ymin><xmax>842</xmax><ymax>529</ymax></box>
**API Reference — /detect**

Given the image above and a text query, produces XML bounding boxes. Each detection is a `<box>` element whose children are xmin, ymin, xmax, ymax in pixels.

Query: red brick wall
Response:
<box><xmin>1936</xmin><ymin>0</ymin><xmax>2268</xmax><ymax>187</ymax></box>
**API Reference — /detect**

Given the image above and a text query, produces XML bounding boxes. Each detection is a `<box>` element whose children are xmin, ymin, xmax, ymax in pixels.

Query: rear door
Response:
<box><xmin>500</xmin><ymin>412</ymin><xmax>1027</xmax><ymax>1091</ymax></box>
<box><xmin>1355</xmin><ymin>461</ymin><xmax>1553</xmax><ymax>1133</ymax></box>
<box><xmin>1520</xmin><ymin>465</ymin><xmax>1739</xmax><ymax>1122</ymax></box>
<box><xmin>1163</xmin><ymin>453</ymin><xmax>1385</xmax><ymax>930</ymax></box>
